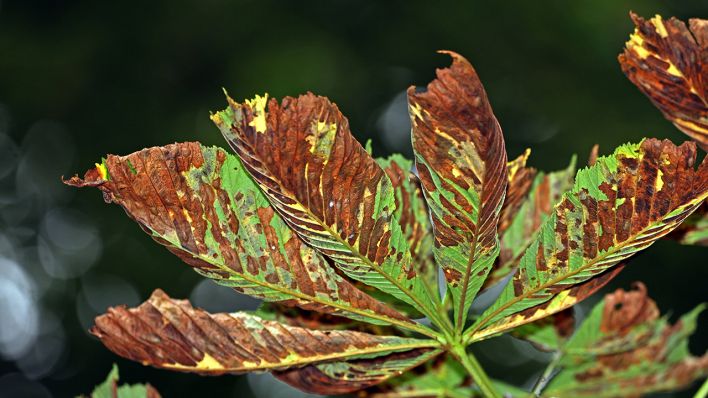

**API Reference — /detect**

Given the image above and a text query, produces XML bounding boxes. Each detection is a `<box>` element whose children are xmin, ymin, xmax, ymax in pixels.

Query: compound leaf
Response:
<box><xmin>468</xmin><ymin>139</ymin><xmax>708</xmax><ymax>342</ymax></box>
<box><xmin>408</xmin><ymin>51</ymin><xmax>508</xmax><ymax>330</ymax></box>
<box><xmin>619</xmin><ymin>13</ymin><xmax>708</xmax><ymax>151</ymax></box>
<box><xmin>214</xmin><ymin>93</ymin><xmax>441</xmax><ymax>322</ymax></box>
<box><xmin>64</xmin><ymin>143</ymin><xmax>430</xmax><ymax>335</ymax></box>
<box><xmin>91</xmin><ymin>289</ymin><xmax>439</xmax><ymax>380</ymax></box>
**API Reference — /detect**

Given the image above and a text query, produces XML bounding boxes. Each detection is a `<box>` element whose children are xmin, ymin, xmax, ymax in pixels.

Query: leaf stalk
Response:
<box><xmin>450</xmin><ymin>346</ymin><xmax>501</xmax><ymax>398</ymax></box>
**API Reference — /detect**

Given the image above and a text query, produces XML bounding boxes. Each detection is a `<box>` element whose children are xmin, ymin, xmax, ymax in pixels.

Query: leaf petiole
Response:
<box><xmin>450</xmin><ymin>346</ymin><xmax>501</xmax><ymax>398</ymax></box>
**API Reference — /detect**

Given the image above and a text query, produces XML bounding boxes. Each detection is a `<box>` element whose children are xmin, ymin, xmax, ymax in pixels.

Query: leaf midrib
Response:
<box><xmin>463</xmin><ymin>194</ymin><xmax>706</xmax><ymax>343</ymax></box>
<box><xmin>212</xmin><ymin>255</ymin><xmax>438</xmax><ymax>338</ymax></box>
<box><xmin>152</xmin><ymin>223</ymin><xmax>439</xmax><ymax>338</ymax></box>
<box><xmin>162</xmin><ymin>344</ymin><xmax>442</xmax><ymax>373</ymax></box>
<box><xmin>266</xmin><ymin>177</ymin><xmax>447</xmax><ymax>331</ymax></box>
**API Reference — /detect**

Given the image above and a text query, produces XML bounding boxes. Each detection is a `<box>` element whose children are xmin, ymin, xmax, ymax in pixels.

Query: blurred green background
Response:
<box><xmin>0</xmin><ymin>1</ymin><xmax>706</xmax><ymax>397</ymax></box>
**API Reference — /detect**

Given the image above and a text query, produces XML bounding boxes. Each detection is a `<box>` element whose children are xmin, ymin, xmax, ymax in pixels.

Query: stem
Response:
<box><xmin>451</xmin><ymin>346</ymin><xmax>501</xmax><ymax>398</ymax></box>
<box><xmin>695</xmin><ymin>377</ymin><xmax>708</xmax><ymax>398</ymax></box>
<box><xmin>531</xmin><ymin>351</ymin><xmax>562</xmax><ymax>397</ymax></box>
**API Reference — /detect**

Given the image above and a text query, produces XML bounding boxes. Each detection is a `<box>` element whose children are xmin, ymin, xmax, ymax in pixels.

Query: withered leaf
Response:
<box><xmin>214</xmin><ymin>93</ymin><xmax>441</xmax><ymax>323</ymax></box>
<box><xmin>543</xmin><ymin>284</ymin><xmax>708</xmax><ymax>397</ymax></box>
<box><xmin>467</xmin><ymin>139</ymin><xmax>708</xmax><ymax>342</ymax></box>
<box><xmin>619</xmin><ymin>13</ymin><xmax>708</xmax><ymax>151</ymax></box>
<box><xmin>562</xmin><ymin>283</ymin><xmax>660</xmax><ymax>358</ymax></box>
<box><xmin>64</xmin><ymin>143</ymin><xmax>433</xmax><ymax>335</ymax></box>
<box><xmin>408</xmin><ymin>51</ymin><xmax>508</xmax><ymax>330</ymax></box>
<box><xmin>92</xmin><ymin>289</ymin><xmax>439</xmax><ymax>380</ymax></box>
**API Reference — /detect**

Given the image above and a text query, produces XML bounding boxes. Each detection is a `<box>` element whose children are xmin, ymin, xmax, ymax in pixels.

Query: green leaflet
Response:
<box><xmin>257</xmin><ymin>300</ymin><xmax>441</xmax><ymax>395</ymax></box>
<box><xmin>366</xmin><ymin>355</ymin><xmax>470</xmax><ymax>398</ymax></box>
<box><xmin>541</xmin><ymin>286</ymin><xmax>708</xmax><ymax>397</ymax></box>
<box><xmin>467</xmin><ymin>139</ymin><xmax>708</xmax><ymax>342</ymax></box>
<box><xmin>511</xmin><ymin>309</ymin><xmax>575</xmax><ymax>352</ymax></box>
<box><xmin>82</xmin><ymin>364</ymin><xmax>159</xmax><ymax>398</ymax></box>
<box><xmin>408</xmin><ymin>52</ymin><xmax>508</xmax><ymax>331</ymax></box>
<box><xmin>673</xmin><ymin>204</ymin><xmax>708</xmax><ymax>246</ymax></box>
<box><xmin>376</xmin><ymin>154</ymin><xmax>437</xmax><ymax>298</ymax></box>
<box><xmin>91</xmin><ymin>289</ymin><xmax>439</xmax><ymax>376</ymax></box>
<box><xmin>214</xmin><ymin>93</ymin><xmax>442</xmax><ymax>325</ymax></box>
<box><xmin>485</xmin><ymin>156</ymin><xmax>577</xmax><ymax>290</ymax></box>
<box><xmin>64</xmin><ymin>142</ymin><xmax>434</xmax><ymax>336</ymax></box>
<box><xmin>562</xmin><ymin>284</ymin><xmax>658</xmax><ymax>358</ymax></box>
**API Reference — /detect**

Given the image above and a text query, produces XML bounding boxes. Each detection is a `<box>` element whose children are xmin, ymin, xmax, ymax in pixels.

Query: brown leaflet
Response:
<box><xmin>64</xmin><ymin>142</ymin><xmax>416</xmax><ymax>330</ymax></box>
<box><xmin>408</xmin><ymin>51</ymin><xmax>508</xmax><ymax>328</ymax></box>
<box><xmin>483</xmin><ymin>158</ymin><xmax>576</xmax><ymax>291</ymax></box>
<box><xmin>511</xmin><ymin>308</ymin><xmax>575</xmax><ymax>352</ymax></box>
<box><xmin>546</xmin><ymin>285</ymin><xmax>708</xmax><ymax>397</ymax></box>
<box><xmin>216</xmin><ymin>93</ymin><xmax>439</xmax><ymax>318</ymax></box>
<box><xmin>599</xmin><ymin>282</ymin><xmax>658</xmax><ymax>336</ymax></box>
<box><xmin>274</xmin><ymin>349</ymin><xmax>441</xmax><ymax>395</ymax></box>
<box><xmin>619</xmin><ymin>13</ymin><xmax>708</xmax><ymax>151</ymax></box>
<box><xmin>499</xmin><ymin>149</ymin><xmax>537</xmax><ymax>236</ymax></box>
<box><xmin>469</xmin><ymin>138</ymin><xmax>708</xmax><ymax>342</ymax></box>
<box><xmin>378</xmin><ymin>155</ymin><xmax>437</xmax><ymax>297</ymax></box>
<box><xmin>477</xmin><ymin>266</ymin><xmax>624</xmax><ymax>343</ymax></box>
<box><xmin>256</xmin><ymin>302</ymin><xmax>403</xmax><ymax>338</ymax></box>
<box><xmin>91</xmin><ymin>289</ymin><xmax>438</xmax><ymax>376</ymax></box>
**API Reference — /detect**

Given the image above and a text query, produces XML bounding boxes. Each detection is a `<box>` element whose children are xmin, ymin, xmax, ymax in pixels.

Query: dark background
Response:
<box><xmin>0</xmin><ymin>1</ymin><xmax>706</xmax><ymax>397</ymax></box>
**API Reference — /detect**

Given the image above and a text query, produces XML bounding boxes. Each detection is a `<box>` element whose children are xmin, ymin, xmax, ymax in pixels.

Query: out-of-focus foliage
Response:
<box><xmin>81</xmin><ymin>364</ymin><xmax>160</xmax><ymax>398</ymax></box>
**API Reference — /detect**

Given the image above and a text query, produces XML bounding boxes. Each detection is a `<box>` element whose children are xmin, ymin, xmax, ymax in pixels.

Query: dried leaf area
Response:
<box><xmin>70</xmin><ymin>13</ymin><xmax>707</xmax><ymax>398</ymax></box>
<box><xmin>620</xmin><ymin>13</ymin><xmax>708</xmax><ymax>151</ymax></box>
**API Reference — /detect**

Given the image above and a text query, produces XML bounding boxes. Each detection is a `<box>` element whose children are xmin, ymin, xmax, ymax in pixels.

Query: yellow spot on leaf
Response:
<box><xmin>666</xmin><ymin>63</ymin><xmax>684</xmax><ymax>78</ymax></box>
<box><xmin>655</xmin><ymin>169</ymin><xmax>664</xmax><ymax>192</ymax></box>
<box><xmin>631</xmin><ymin>41</ymin><xmax>651</xmax><ymax>59</ymax></box>
<box><xmin>674</xmin><ymin>119</ymin><xmax>708</xmax><ymax>134</ymax></box>
<box><xmin>195</xmin><ymin>353</ymin><xmax>224</xmax><ymax>370</ymax></box>
<box><xmin>245</xmin><ymin>94</ymin><xmax>269</xmax><ymax>133</ymax></box>
<box><xmin>95</xmin><ymin>162</ymin><xmax>108</xmax><ymax>180</ymax></box>
<box><xmin>507</xmin><ymin>148</ymin><xmax>531</xmax><ymax>182</ymax></box>
<box><xmin>652</xmin><ymin>15</ymin><xmax>669</xmax><ymax>38</ymax></box>
<box><xmin>165</xmin><ymin>353</ymin><xmax>224</xmax><ymax>371</ymax></box>
<box><xmin>210</xmin><ymin>112</ymin><xmax>223</xmax><ymax>126</ymax></box>
<box><xmin>630</xmin><ymin>30</ymin><xmax>644</xmax><ymax>46</ymax></box>
<box><xmin>306</xmin><ymin>121</ymin><xmax>337</xmax><ymax>161</ymax></box>
<box><xmin>183</xmin><ymin>209</ymin><xmax>193</xmax><ymax>223</ymax></box>
<box><xmin>410</xmin><ymin>103</ymin><xmax>424</xmax><ymax>122</ymax></box>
